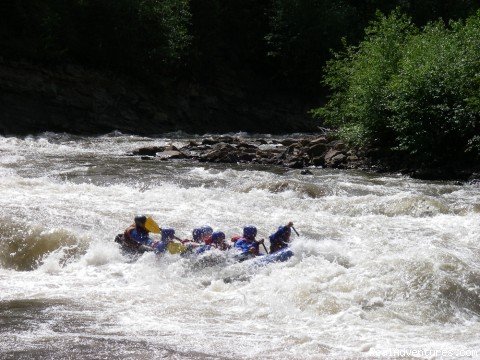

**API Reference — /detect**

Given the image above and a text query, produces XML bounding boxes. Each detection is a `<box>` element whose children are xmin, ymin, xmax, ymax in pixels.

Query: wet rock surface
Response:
<box><xmin>129</xmin><ymin>135</ymin><xmax>368</xmax><ymax>171</ymax></box>
<box><xmin>129</xmin><ymin>136</ymin><xmax>480</xmax><ymax>181</ymax></box>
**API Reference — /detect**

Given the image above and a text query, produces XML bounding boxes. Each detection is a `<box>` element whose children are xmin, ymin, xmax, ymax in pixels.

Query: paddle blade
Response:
<box><xmin>167</xmin><ymin>242</ymin><xmax>187</xmax><ymax>254</ymax></box>
<box><xmin>144</xmin><ymin>217</ymin><xmax>161</xmax><ymax>233</ymax></box>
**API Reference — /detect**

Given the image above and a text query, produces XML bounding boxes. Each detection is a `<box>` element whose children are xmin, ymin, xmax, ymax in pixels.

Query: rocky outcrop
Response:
<box><xmin>129</xmin><ymin>135</ymin><xmax>368</xmax><ymax>170</ymax></box>
<box><xmin>0</xmin><ymin>60</ymin><xmax>318</xmax><ymax>135</ymax></box>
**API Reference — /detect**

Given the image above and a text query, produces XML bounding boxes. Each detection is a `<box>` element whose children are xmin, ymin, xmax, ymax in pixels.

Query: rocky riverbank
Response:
<box><xmin>130</xmin><ymin>135</ymin><xmax>369</xmax><ymax>172</ymax></box>
<box><xmin>130</xmin><ymin>135</ymin><xmax>480</xmax><ymax>183</ymax></box>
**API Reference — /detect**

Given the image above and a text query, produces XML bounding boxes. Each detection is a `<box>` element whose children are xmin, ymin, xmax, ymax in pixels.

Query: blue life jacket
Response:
<box><xmin>269</xmin><ymin>226</ymin><xmax>290</xmax><ymax>253</ymax></box>
<box><xmin>196</xmin><ymin>245</ymin><xmax>212</xmax><ymax>254</ymax></box>
<box><xmin>154</xmin><ymin>241</ymin><xmax>168</xmax><ymax>254</ymax></box>
<box><xmin>130</xmin><ymin>228</ymin><xmax>153</xmax><ymax>246</ymax></box>
<box><xmin>234</xmin><ymin>238</ymin><xmax>259</xmax><ymax>255</ymax></box>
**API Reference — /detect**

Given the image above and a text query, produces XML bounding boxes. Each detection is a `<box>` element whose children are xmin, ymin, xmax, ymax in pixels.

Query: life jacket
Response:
<box><xmin>152</xmin><ymin>240</ymin><xmax>168</xmax><ymax>254</ymax></box>
<box><xmin>196</xmin><ymin>244</ymin><xmax>212</xmax><ymax>254</ymax></box>
<box><xmin>269</xmin><ymin>226</ymin><xmax>290</xmax><ymax>253</ymax></box>
<box><xmin>125</xmin><ymin>225</ymin><xmax>153</xmax><ymax>246</ymax></box>
<box><xmin>234</xmin><ymin>238</ymin><xmax>260</xmax><ymax>256</ymax></box>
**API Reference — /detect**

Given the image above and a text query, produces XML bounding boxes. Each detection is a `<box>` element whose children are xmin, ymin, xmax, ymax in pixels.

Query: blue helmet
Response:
<box><xmin>161</xmin><ymin>228</ymin><xmax>175</xmax><ymax>241</ymax></box>
<box><xmin>243</xmin><ymin>225</ymin><xmax>257</xmax><ymax>238</ymax></box>
<box><xmin>278</xmin><ymin>226</ymin><xmax>291</xmax><ymax>236</ymax></box>
<box><xmin>192</xmin><ymin>228</ymin><xmax>202</xmax><ymax>242</ymax></box>
<box><xmin>211</xmin><ymin>231</ymin><xmax>226</xmax><ymax>243</ymax></box>
<box><xmin>200</xmin><ymin>226</ymin><xmax>213</xmax><ymax>237</ymax></box>
<box><xmin>193</xmin><ymin>226</ymin><xmax>213</xmax><ymax>242</ymax></box>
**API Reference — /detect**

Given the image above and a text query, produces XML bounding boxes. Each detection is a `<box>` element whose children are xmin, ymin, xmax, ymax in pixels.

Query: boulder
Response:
<box><xmin>217</xmin><ymin>136</ymin><xmax>235</xmax><ymax>144</ymax></box>
<box><xmin>311</xmin><ymin>157</ymin><xmax>325</xmax><ymax>166</ymax></box>
<box><xmin>157</xmin><ymin>150</ymin><xmax>187</xmax><ymax>160</ymax></box>
<box><xmin>328</xmin><ymin>140</ymin><xmax>346</xmax><ymax>151</ymax></box>
<box><xmin>280</xmin><ymin>139</ymin><xmax>297</xmax><ymax>146</ymax></box>
<box><xmin>238</xmin><ymin>152</ymin><xmax>256</xmax><ymax>162</ymax></box>
<box><xmin>237</xmin><ymin>142</ymin><xmax>257</xmax><ymax>149</ymax></box>
<box><xmin>285</xmin><ymin>158</ymin><xmax>305</xmax><ymax>169</ymax></box>
<box><xmin>301</xmin><ymin>169</ymin><xmax>313</xmax><ymax>175</ymax></box>
<box><xmin>202</xmin><ymin>138</ymin><xmax>218</xmax><ymax>145</ymax></box>
<box><xmin>307</xmin><ymin>143</ymin><xmax>328</xmax><ymax>158</ymax></box>
<box><xmin>309</xmin><ymin>136</ymin><xmax>327</xmax><ymax>146</ymax></box>
<box><xmin>468</xmin><ymin>172</ymin><xmax>479</xmax><ymax>182</ymax></box>
<box><xmin>132</xmin><ymin>146</ymin><xmax>165</xmax><ymax>156</ymax></box>
<box><xmin>298</xmin><ymin>139</ymin><xmax>311</xmax><ymax>147</ymax></box>
<box><xmin>201</xmin><ymin>147</ymin><xmax>239</xmax><ymax>163</ymax></box>
<box><xmin>324</xmin><ymin>149</ymin><xmax>347</xmax><ymax>167</ymax></box>
<box><xmin>331</xmin><ymin>153</ymin><xmax>347</xmax><ymax>167</ymax></box>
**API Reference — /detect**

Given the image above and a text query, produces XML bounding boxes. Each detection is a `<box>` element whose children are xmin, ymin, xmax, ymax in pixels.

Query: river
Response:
<box><xmin>0</xmin><ymin>133</ymin><xmax>479</xmax><ymax>359</ymax></box>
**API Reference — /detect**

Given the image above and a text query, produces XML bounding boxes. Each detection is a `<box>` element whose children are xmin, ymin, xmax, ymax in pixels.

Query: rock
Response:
<box><xmin>307</xmin><ymin>143</ymin><xmax>328</xmax><ymax>158</ymax></box>
<box><xmin>255</xmin><ymin>150</ymin><xmax>272</xmax><ymax>159</ymax></box>
<box><xmin>202</xmin><ymin>138</ymin><xmax>218</xmax><ymax>145</ymax></box>
<box><xmin>156</xmin><ymin>150</ymin><xmax>187</xmax><ymax>160</ymax></box>
<box><xmin>324</xmin><ymin>149</ymin><xmax>340</xmax><ymax>163</ymax></box>
<box><xmin>347</xmin><ymin>155</ymin><xmax>359</xmax><ymax>162</ymax></box>
<box><xmin>301</xmin><ymin>169</ymin><xmax>313</xmax><ymax>175</ymax></box>
<box><xmin>280</xmin><ymin>139</ymin><xmax>297</xmax><ymax>146</ymax></box>
<box><xmin>468</xmin><ymin>173</ymin><xmax>480</xmax><ymax>185</ymax></box>
<box><xmin>217</xmin><ymin>136</ymin><xmax>235</xmax><ymax>143</ymax></box>
<box><xmin>309</xmin><ymin>136</ymin><xmax>327</xmax><ymax>146</ymax></box>
<box><xmin>311</xmin><ymin>157</ymin><xmax>325</xmax><ymax>166</ymax></box>
<box><xmin>237</xmin><ymin>142</ymin><xmax>257</xmax><ymax>149</ymax></box>
<box><xmin>285</xmin><ymin>159</ymin><xmax>305</xmax><ymax>169</ymax></box>
<box><xmin>132</xmin><ymin>146</ymin><xmax>165</xmax><ymax>156</ymax></box>
<box><xmin>324</xmin><ymin>149</ymin><xmax>347</xmax><ymax>167</ymax></box>
<box><xmin>188</xmin><ymin>140</ymin><xmax>199</xmax><ymax>147</ymax></box>
<box><xmin>238</xmin><ymin>152</ymin><xmax>256</xmax><ymax>162</ymax></box>
<box><xmin>298</xmin><ymin>139</ymin><xmax>311</xmax><ymax>147</ymax></box>
<box><xmin>141</xmin><ymin>156</ymin><xmax>154</xmax><ymax>160</ymax></box>
<box><xmin>331</xmin><ymin>154</ymin><xmax>347</xmax><ymax>167</ymax></box>
<box><xmin>328</xmin><ymin>140</ymin><xmax>346</xmax><ymax>151</ymax></box>
<box><xmin>201</xmin><ymin>147</ymin><xmax>238</xmax><ymax>163</ymax></box>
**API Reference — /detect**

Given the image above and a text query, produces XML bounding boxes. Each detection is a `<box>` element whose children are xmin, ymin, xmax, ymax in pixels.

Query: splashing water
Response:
<box><xmin>0</xmin><ymin>133</ymin><xmax>479</xmax><ymax>359</ymax></box>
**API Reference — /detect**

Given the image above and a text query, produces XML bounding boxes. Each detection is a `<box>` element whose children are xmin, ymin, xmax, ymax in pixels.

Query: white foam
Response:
<box><xmin>0</xmin><ymin>134</ymin><xmax>479</xmax><ymax>358</ymax></box>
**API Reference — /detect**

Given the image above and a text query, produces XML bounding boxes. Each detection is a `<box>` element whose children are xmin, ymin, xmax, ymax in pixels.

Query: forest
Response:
<box><xmin>1</xmin><ymin>0</ymin><xmax>479</xmax><ymax>165</ymax></box>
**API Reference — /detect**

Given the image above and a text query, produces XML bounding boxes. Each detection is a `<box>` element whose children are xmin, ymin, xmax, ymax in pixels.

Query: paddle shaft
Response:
<box><xmin>261</xmin><ymin>242</ymin><xmax>269</xmax><ymax>254</ymax></box>
<box><xmin>291</xmin><ymin>226</ymin><xmax>300</xmax><ymax>236</ymax></box>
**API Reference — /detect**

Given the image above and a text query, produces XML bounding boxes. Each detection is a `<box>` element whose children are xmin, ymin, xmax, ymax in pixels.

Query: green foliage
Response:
<box><xmin>314</xmin><ymin>11</ymin><xmax>416</xmax><ymax>147</ymax></box>
<box><xmin>316</xmin><ymin>10</ymin><xmax>480</xmax><ymax>164</ymax></box>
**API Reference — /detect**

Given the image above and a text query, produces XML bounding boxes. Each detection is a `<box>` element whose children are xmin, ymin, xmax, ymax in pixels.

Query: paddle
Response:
<box><xmin>259</xmin><ymin>239</ymin><xmax>269</xmax><ymax>254</ymax></box>
<box><xmin>144</xmin><ymin>216</ymin><xmax>161</xmax><ymax>234</ymax></box>
<box><xmin>291</xmin><ymin>226</ymin><xmax>300</xmax><ymax>237</ymax></box>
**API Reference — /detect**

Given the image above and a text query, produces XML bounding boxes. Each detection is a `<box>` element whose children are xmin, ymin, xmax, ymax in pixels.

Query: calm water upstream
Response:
<box><xmin>0</xmin><ymin>133</ymin><xmax>479</xmax><ymax>359</ymax></box>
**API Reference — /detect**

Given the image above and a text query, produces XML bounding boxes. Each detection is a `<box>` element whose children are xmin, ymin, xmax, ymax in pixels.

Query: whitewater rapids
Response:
<box><xmin>0</xmin><ymin>133</ymin><xmax>479</xmax><ymax>359</ymax></box>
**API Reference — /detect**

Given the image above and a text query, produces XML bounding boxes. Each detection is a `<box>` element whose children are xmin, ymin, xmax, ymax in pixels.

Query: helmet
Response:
<box><xmin>192</xmin><ymin>228</ymin><xmax>202</xmax><ymax>242</ymax></box>
<box><xmin>243</xmin><ymin>225</ymin><xmax>257</xmax><ymax>238</ymax></box>
<box><xmin>161</xmin><ymin>228</ymin><xmax>175</xmax><ymax>241</ymax></box>
<box><xmin>200</xmin><ymin>226</ymin><xmax>213</xmax><ymax>237</ymax></box>
<box><xmin>279</xmin><ymin>226</ymin><xmax>291</xmax><ymax>236</ymax></box>
<box><xmin>211</xmin><ymin>231</ymin><xmax>226</xmax><ymax>243</ymax></box>
<box><xmin>134</xmin><ymin>215</ymin><xmax>147</xmax><ymax>226</ymax></box>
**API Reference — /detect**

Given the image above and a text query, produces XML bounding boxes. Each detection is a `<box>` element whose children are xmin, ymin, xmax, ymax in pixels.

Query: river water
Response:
<box><xmin>0</xmin><ymin>133</ymin><xmax>479</xmax><ymax>359</ymax></box>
